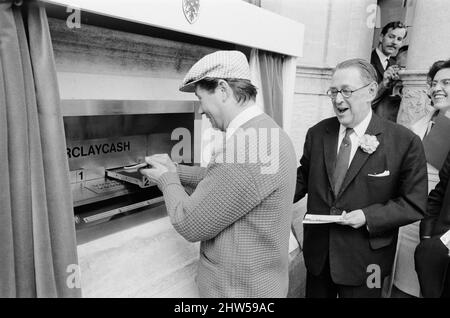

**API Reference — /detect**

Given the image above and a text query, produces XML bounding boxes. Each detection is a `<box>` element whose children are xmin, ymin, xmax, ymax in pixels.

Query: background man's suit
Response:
<box><xmin>294</xmin><ymin>113</ymin><xmax>428</xmax><ymax>295</ymax></box>
<box><xmin>415</xmin><ymin>151</ymin><xmax>450</xmax><ymax>298</ymax></box>
<box><xmin>370</xmin><ymin>50</ymin><xmax>401</xmax><ymax>122</ymax></box>
<box><xmin>371</xmin><ymin>49</ymin><xmax>396</xmax><ymax>84</ymax></box>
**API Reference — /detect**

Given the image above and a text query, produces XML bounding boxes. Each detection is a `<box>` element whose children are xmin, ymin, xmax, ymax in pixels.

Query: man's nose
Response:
<box><xmin>334</xmin><ymin>92</ymin><xmax>345</xmax><ymax>104</ymax></box>
<box><xmin>432</xmin><ymin>82</ymin><xmax>444</xmax><ymax>92</ymax></box>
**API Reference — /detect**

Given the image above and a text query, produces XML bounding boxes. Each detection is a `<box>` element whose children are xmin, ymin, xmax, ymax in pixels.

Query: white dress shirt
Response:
<box><xmin>375</xmin><ymin>47</ymin><xmax>390</xmax><ymax>70</ymax></box>
<box><xmin>226</xmin><ymin>104</ymin><xmax>264</xmax><ymax>140</ymax></box>
<box><xmin>337</xmin><ymin>110</ymin><xmax>373</xmax><ymax>167</ymax></box>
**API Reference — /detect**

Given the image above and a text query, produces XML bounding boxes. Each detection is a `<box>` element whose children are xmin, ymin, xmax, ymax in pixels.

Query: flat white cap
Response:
<box><xmin>179</xmin><ymin>50</ymin><xmax>251</xmax><ymax>92</ymax></box>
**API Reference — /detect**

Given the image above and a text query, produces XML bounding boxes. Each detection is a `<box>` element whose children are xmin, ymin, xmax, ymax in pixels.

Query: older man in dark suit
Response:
<box><xmin>415</xmin><ymin>151</ymin><xmax>450</xmax><ymax>298</ymax></box>
<box><xmin>294</xmin><ymin>58</ymin><xmax>428</xmax><ymax>298</ymax></box>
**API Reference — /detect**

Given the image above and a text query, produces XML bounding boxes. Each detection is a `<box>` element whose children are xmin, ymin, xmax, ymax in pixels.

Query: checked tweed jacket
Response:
<box><xmin>157</xmin><ymin>113</ymin><xmax>297</xmax><ymax>297</ymax></box>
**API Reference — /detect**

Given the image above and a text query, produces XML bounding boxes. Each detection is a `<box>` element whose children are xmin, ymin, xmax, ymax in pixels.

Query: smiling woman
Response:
<box><xmin>428</xmin><ymin>60</ymin><xmax>450</xmax><ymax>111</ymax></box>
<box><xmin>392</xmin><ymin>58</ymin><xmax>450</xmax><ymax>298</ymax></box>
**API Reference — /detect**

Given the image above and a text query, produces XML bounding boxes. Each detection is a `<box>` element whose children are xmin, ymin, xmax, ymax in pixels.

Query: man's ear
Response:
<box><xmin>368</xmin><ymin>81</ymin><xmax>378</xmax><ymax>100</ymax></box>
<box><xmin>217</xmin><ymin>79</ymin><xmax>231</xmax><ymax>102</ymax></box>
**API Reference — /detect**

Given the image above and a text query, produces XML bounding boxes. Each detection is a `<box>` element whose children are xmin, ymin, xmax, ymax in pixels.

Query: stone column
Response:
<box><xmin>397</xmin><ymin>0</ymin><xmax>450</xmax><ymax>127</ymax></box>
<box><xmin>325</xmin><ymin>0</ymin><xmax>376</xmax><ymax>66</ymax></box>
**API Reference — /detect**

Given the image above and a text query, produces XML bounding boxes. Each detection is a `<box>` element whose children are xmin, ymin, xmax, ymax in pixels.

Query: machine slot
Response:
<box><xmin>106</xmin><ymin>166</ymin><xmax>154</xmax><ymax>188</ymax></box>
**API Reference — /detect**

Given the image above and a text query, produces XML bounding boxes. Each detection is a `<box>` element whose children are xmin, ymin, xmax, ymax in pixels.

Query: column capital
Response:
<box><xmin>398</xmin><ymin>70</ymin><xmax>428</xmax><ymax>85</ymax></box>
<box><xmin>397</xmin><ymin>70</ymin><xmax>433</xmax><ymax>128</ymax></box>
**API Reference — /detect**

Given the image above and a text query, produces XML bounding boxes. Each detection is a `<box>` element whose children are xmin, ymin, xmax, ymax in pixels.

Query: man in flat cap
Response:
<box><xmin>139</xmin><ymin>50</ymin><xmax>297</xmax><ymax>297</ymax></box>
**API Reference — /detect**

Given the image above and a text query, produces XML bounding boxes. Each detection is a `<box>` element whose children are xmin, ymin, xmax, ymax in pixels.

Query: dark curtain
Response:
<box><xmin>0</xmin><ymin>0</ymin><xmax>81</xmax><ymax>297</ymax></box>
<box><xmin>258</xmin><ymin>51</ymin><xmax>284</xmax><ymax>127</ymax></box>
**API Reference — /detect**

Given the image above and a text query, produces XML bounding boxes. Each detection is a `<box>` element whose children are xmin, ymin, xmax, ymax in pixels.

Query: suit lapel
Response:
<box><xmin>323</xmin><ymin>119</ymin><xmax>340</xmax><ymax>190</ymax></box>
<box><xmin>371</xmin><ymin>50</ymin><xmax>385</xmax><ymax>83</ymax></box>
<box><xmin>336</xmin><ymin>114</ymin><xmax>384</xmax><ymax>199</ymax></box>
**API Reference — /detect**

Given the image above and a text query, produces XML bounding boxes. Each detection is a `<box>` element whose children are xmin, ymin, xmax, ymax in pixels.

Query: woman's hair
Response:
<box><xmin>397</xmin><ymin>45</ymin><xmax>408</xmax><ymax>55</ymax></box>
<box><xmin>427</xmin><ymin>59</ymin><xmax>450</xmax><ymax>82</ymax></box>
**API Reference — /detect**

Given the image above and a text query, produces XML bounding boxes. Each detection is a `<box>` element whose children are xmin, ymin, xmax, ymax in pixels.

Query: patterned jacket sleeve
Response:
<box><xmin>157</xmin><ymin>163</ymin><xmax>262</xmax><ymax>242</ymax></box>
<box><xmin>177</xmin><ymin>164</ymin><xmax>207</xmax><ymax>189</ymax></box>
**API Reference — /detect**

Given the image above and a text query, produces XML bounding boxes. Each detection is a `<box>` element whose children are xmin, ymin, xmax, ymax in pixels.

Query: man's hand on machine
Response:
<box><xmin>138</xmin><ymin>154</ymin><xmax>178</xmax><ymax>182</ymax></box>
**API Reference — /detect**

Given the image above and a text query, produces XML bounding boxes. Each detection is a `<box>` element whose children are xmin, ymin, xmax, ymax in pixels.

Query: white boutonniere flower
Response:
<box><xmin>359</xmin><ymin>134</ymin><xmax>379</xmax><ymax>154</ymax></box>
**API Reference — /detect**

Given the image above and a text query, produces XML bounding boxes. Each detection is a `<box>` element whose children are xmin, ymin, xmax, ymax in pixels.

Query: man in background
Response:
<box><xmin>371</xmin><ymin>21</ymin><xmax>407</xmax><ymax>122</ymax></box>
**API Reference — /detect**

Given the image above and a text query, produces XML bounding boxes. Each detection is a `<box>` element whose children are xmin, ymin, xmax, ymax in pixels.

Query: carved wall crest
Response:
<box><xmin>182</xmin><ymin>0</ymin><xmax>200</xmax><ymax>24</ymax></box>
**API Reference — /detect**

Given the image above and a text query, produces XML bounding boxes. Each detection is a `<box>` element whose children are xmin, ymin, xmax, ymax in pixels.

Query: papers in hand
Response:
<box><xmin>124</xmin><ymin>162</ymin><xmax>149</xmax><ymax>170</ymax></box>
<box><xmin>303</xmin><ymin>214</ymin><xmax>343</xmax><ymax>224</ymax></box>
<box><xmin>123</xmin><ymin>162</ymin><xmax>152</xmax><ymax>172</ymax></box>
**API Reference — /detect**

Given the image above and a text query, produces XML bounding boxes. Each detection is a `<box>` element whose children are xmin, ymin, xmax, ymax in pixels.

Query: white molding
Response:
<box><xmin>398</xmin><ymin>69</ymin><xmax>428</xmax><ymax>86</ymax></box>
<box><xmin>296</xmin><ymin>64</ymin><xmax>333</xmax><ymax>79</ymax></box>
<box><xmin>295</xmin><ymin>64</ymin><xmax>333</xmax><ymax>96</ymax></box>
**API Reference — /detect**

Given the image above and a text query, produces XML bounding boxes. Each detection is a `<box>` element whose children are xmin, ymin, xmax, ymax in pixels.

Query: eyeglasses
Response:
<box><xmin>428</xmin><ymin>79</ymin><xmax>450</xmax><ymax>89</ymax></box>
<box><xmin>326</xmin><ymin>83</ymin><xmax>372</xmax><ymax>99</ymax></box>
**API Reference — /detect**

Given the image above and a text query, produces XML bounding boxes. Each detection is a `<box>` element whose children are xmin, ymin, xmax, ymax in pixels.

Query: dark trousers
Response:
<box><xmin>306</xmin><ymin>255</ymin><xmax>383</xmax><ymax>298</ymax></box>
<box><xmin>442</xmin><ymin>267</ymin><xmax>450</xmax><ymax>298</ymax></box>
<box><xmin>415</xmin><ymin>236</ymin><xmax>450</xmax><ymax>298</ymax></box>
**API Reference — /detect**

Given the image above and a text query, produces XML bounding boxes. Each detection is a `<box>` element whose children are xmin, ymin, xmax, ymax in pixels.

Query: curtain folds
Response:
<box><xmin>250</xmin><ymin>49</ymin><xmax>285</xmax><ymax>127</ymax></box>
<box><xmin>0</xmin><ymin>0</ymin><xmax>80</xmax><ymax>297</ymax></box>
<box><xmin>281</xmin><ymin>55</ymin><xmax>297</xmax><ymax>136</ymax></box>
<box><xmin>250</xmin><ymin>48</ymin><xmax>297</xmax><ymax>132</ymax></box>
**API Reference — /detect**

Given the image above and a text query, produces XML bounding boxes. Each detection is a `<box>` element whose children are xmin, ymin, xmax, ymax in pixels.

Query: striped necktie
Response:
<box><xmin>333</xmin><ymin>128</ymin><xmax>353</xmax><ymax>195</ymax></box>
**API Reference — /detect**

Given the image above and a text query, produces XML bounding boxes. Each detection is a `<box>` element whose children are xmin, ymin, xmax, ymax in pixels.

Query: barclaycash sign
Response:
<box><xmin>67</xmin><ymin>141</ymin><xmax>131</xmax><ymax>159</ymax></box>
